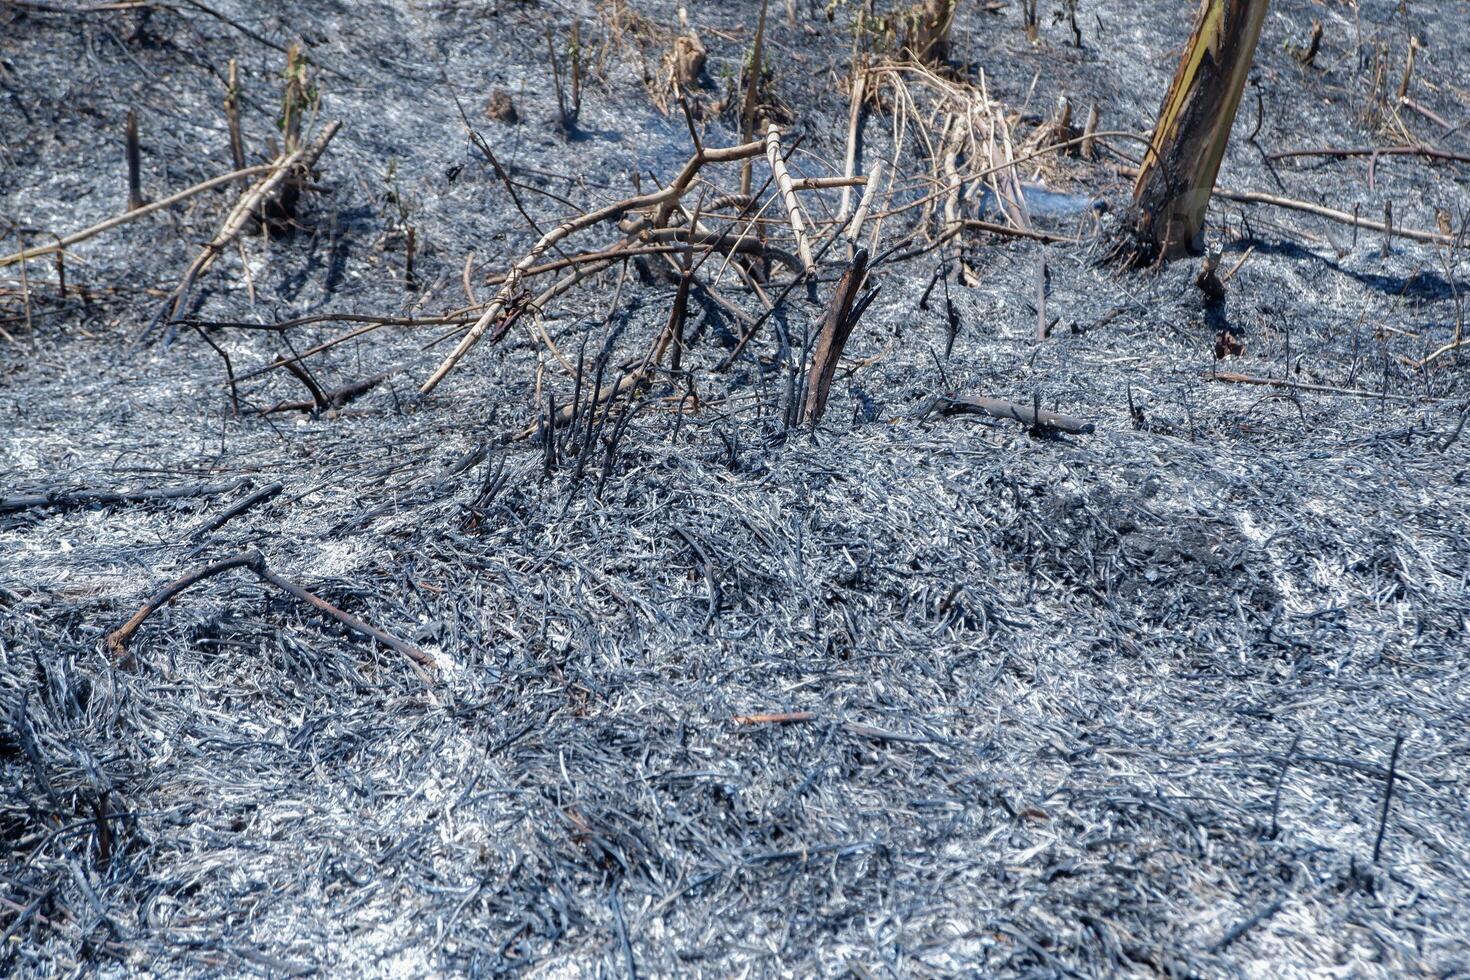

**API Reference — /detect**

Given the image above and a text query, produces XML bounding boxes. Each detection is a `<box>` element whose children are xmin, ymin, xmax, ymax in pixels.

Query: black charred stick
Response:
<box><xmin>259</xmin><ymin>372</ymin><xmax>390</xmax><ymax>415</ymax></box>
<box><xmin>106</xmin><ymin>552</ymin><xmax>262</xmax><ymax>659</ymax></box>
<box><xmin>1210</xmin><ymin>897</ymin><xmax>1284</xmax><ymax>953</ymax></box>
<box><xmin>252</xmin><ymin>562</ymin><xmax>434</xmax><ymax>671</ymax></box>
<box><xmin>1034</xmin><ymin>254</ymin><xmax>1050</xmax><ymax>341</ymax></box>
<box><xmin>925</xmin><ymin>394</ymin><xmax>1095</xmax><ymax>435</ymax></box>
<box><xmin>107</xmin><ymin>549</ymin><xmax>434</xmax><ymax>672</ymax></box>
<box><xmin>667</xmin><ymin>251</ymin><xmax>694</xmax><ymax>373</ymax></box>
<box><xmin>1372</xmin><ymin>734</ymin><xmax>1404</xmax><ymax>863</ymax></box>
<box><xmin>404</xmin><ymin>227</ymin><xmax>418</xmax><ymax>291</ymax></box>
<box><xmin>276</xmin><ymin>353</ymin><xmax>330</xmax><ymax>412</ymax></box>
<box><xmin>125</xmin><ymin>109</ymin><xmax>144</xmax><ymax>211</ymax></box>
<box><xmin>566</xmin><ymin>336</ymin><xmax>588</xmax><ymax>456</ymax></box>
<box><xmin>189</xmin><ymin>480</ymin><xmax>283</xmax><ymax>540</ymax></box>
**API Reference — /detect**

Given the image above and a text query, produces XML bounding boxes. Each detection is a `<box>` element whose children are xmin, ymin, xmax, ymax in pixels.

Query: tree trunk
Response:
<box><xmin>1130</xmin><ymin>0</ymin><xmax>1269</xmax><ymax>261</ymax></box>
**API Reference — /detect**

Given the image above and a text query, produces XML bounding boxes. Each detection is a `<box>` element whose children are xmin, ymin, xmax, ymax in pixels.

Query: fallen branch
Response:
<box><xmin>959</xmin><ymin>219</ymin><xmax>1077</xmax><ymax>245</ymax></box>
<box><xmin>1214</xmin><ymin>186</ymin><xmax>1456</xmax><ymax>246</ymax></box>
<box><xmin>106</xmin><ymin>549</ymin><xmax>434</xmax><ymax>672</ymax></box>
<box><xmin>733</xmin><ymin>711</ymin><xmax>817</xmax><ymax>725</ymax></box>
<box><xmin>923</xmin><ymin>393</ymin><xmax>1095</xmax><ymax>434</ymax></box>
<box><xmin>259</xmin><ymin>371</ymin><xmax>391</xmax><ymax>415</ymax></box>
<box><xmin>1205</xmin><ymin>370</ymin><xmax>1439</xmax><ymax>403</ymax></box>
<box><xmin>0</xmin><ymin>164</ymin><xmax>273</xmax><ymax>268</ymax></box>
<box><xmin>1</xmin><ymin>478</ymin><xmax>248</xmax><ymax>515</ymax></box>
<box><xmin>1408</xmin><ymin>336</ymin><xmax>1470</xmax><ymax>369</ymax></box>
<box><xmin>1268</xmin><ymin>144</ymin><xmax>1470</xmax><ymax>165</ymax></box>
<box><xmin>189</xmin><ymin>481</ymin><xmax>283</xmax><ymax>539</ymax></box>
<box><xmin>1111</xmin><ymin>163</ymin><xmax>1456</xmax><ymax>246</ymax></box>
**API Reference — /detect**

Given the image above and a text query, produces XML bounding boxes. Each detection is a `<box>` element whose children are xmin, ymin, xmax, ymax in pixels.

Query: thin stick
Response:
<box><xmin>1110</xmin><ymin>161</ymin><xmax>1455</xmax><ymax>246</ymax></box>
<box><xmin>766</xmin><ymin>124</ymin><xmax>814</xmax><ymax>276</ymax></box>
<box><xmin>1220</xmin><ymin>244</ymin><xmax>1255</xmax><ymax>283</ymax></box>
<box><xmin>839</xmin><ymin>70</ymin><xmax>866</xmax><ymax>221</ymax></box>
<box><xmin>1205</xmin><ymin>370</ymin><xmax>1439</xmax><ymax>403</ymax></box>
<box><xmin>847</xmin><ymin>160</ymin><xmax>883</xmax><ymax>246</ymax></box>
<box><xmin>738</xmin><ymin>0</ymin><xmax>769</xmax><ymax>197</ymax></box>
<box><xmin>791</xmin><ymin>175</ymin><xmax>867</xmax><ymax>191</ymax></box>
<box><xmin>190</xmin><ymin>481</ymin><xmax>284</xmax><ymax>539</ymax></box>
<box><xmin>106</xmin><ymin>549</ymin><xmax>434</xmax><ymax>671</ymax></box>
<box><xmin>0</xmin><ymin>164</ymin><xmax>274</xmax><ymax>268</ymax></box>
<box><xmin>1268</xmin><ymin>144</ymin><xmax>1470</xmax><ymax>165</ymax></box>
<box><xmin>225</xmin><ymin>58</ymin><xmax>247</xmax><ymax>179</ymax></box>
<box><xmin>928</xmin><ymin>393</ymin><xmax>1095</xmax><ymax>434</ymax></box>
<box><xmin>1371</xmin><ymin>734</ymin><xmax>1404</xmax><ymax>863</ymax></box>
<box><xmin>1034</xmin><ymin>253</ymin><xmax>1049</xmax><ymax>341</ymax></box>
<box><xmin>733</xmin><ymin>711</ymin><xmax>816</xmax><ymax>725</ymax></box>
<box><xmin>462</xmin><ymin>251</ymin><xmax>478</xmax><ymax>306</ymax></box>
<box><xmin>1212</xmin><ymin>186</ymin><xmax>1452</xmax><ymax>246</ymax></box>
<box><xmin>1411</xmin><ymin>335</ymin><xmax>1470</xmax><ymax>369</ymax></box>
<box><xmin>1</xmin><ymin>478</ymin><xmax>248</xmax><ymax>515</ymax></box>
<box><xmin>106</xmin><ymin>553</ymin><xmax>261</xmax><ymax>655</ymax></box>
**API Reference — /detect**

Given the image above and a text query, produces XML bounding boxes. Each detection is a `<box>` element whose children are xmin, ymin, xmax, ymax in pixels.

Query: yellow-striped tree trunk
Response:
<box><xmin>1130</xmin><ymin>0</ymin><xmax>1269</xmax><ymax>260</ymax></box>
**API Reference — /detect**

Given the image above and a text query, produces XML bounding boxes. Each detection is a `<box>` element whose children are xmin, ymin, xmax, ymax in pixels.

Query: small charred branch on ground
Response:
<box><xmin>106</xmin><ymin>550</ymin><xmax>434</xmax><ymax>672</ymax></box>
<box><xmin>1124</xmin><ymin>0</ymin><xmax>1269</xmax><ymax>262</ymax></box>
<box><xmin>260</xmin><ymin>371</ymin><xmax>391</xmax><ymax>416</ymax></box>
<box><xmin>0</xmin><ymin>164</ymin><xmax>275</xmax><ymax>269</ymax></box>
<box><xmin>1267</xmin><ymin>144</ymin><xmax>1470</xmax><ymax>166</ymax></box>
<box><xmin>802</xmin><ymin>248</ymin><xmax>875</xmax><ymax>428</ymax></box>
<box><xmin>189</xmin><ymin>481</ymin><xmax>284</xmax><ymax>539</ymax></box>
<box><xmin>1204</xmin><ymin>371</ymin><xmax>1438</xmax><ymax>403</ymax></box>
<box><xmin>920</xmin><ymin>393</ymin><xmax>1096</xmax><ymax>435</ymax></box>
<box><xmin>733</xmin><ymin>712</ymin><xmax>816</xmax><ymax>725</ymax></box>
<box><xmin>1</xmin><ymin>478</ymin><xmax>249</xmax><ymax>516</ymax></box>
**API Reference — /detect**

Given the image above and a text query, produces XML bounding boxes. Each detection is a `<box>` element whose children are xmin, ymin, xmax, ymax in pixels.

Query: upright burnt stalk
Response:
<box><xmin>1129</xmin><ymin>0</ymin><xmax>1269</xmax><ymax>261</ymax></box>
<box><xmin>125</xmin><ymin>109</ymin><xmax>144</xmax><ymax>211</ymax></box>
<box><xmin>905</xmin><ymin>0</ymin><xmax>956</xmax><ymax>65</ymax></box>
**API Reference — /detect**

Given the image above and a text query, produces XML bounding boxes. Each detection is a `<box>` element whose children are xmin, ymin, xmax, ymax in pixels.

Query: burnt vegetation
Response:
<box><xmin>2</xmin><ymin>0</ymin><xmax>1468</xmax><ymax>976</ymax></box>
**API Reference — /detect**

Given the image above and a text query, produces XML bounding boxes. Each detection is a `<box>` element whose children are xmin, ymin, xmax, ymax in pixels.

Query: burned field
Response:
<box><xmin>2</xmin><ymin>0</ymin><xmax>1469</xmax><ymax>975</ymax></box>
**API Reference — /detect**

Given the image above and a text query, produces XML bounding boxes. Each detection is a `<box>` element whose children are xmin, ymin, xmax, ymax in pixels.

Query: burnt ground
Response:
<box><xmin>2</xmin><ymin>0</ymin><xmax>1469</xmax><ymax>976</ymax></box>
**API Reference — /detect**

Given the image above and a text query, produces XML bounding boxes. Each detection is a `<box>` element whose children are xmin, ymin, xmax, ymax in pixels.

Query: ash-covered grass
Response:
<box><xmin>3</xmin><ymin>0</ymin><xmax>1469</xmax><ymax>975</ymax></box>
